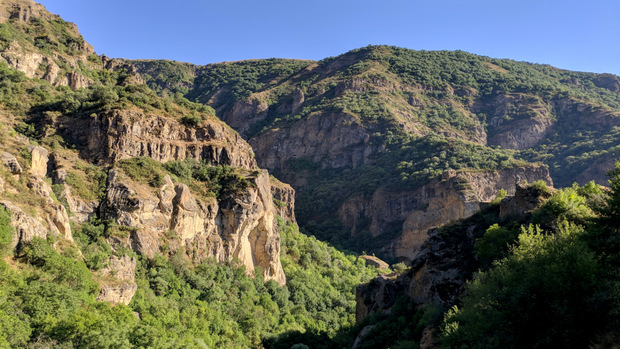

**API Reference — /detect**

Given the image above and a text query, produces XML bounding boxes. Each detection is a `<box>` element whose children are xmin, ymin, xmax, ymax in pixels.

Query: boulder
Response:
<box><xmin>1</xmin><ymin>152</ymin><xmax>22</xmax><ymax>174</ymax></box>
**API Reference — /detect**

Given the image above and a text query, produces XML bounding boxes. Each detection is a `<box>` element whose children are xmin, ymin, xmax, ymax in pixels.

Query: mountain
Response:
<box><xmin>3</xmin><ymin>0</ymin><xmax>620</xmax><ymax>347</ymax></box>
<box><xmin>0</xmin><ymin>1</ymin><xmax>386</xmax><ymax>347</ymax></box>
<box><xmin>132</xmin><ymin>46</ymin><xmax>620</xmax><ymax>261</ymax></box>
<box><xmin>0</xmin><ymin>0</ymin><xmax>291</xmax><ymax>286</ymax></box>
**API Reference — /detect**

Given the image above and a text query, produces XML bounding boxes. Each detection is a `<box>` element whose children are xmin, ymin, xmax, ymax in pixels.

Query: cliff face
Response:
<box><xmin>250</xmin><ymin>111</ymin><xmax>376</xmax><ymax>171</ymax></box>
<box><xmin>339</xmin><ymin>164</ymin><xmax>552</xmax><ymax>262</ymax></box>
<box><xmin>53</xmin><ymin>109</ymin><xmax>287</xmax><ymax>285</ymax></box>
<box><xmin>58</xmin><ymin>109</ymin><xmax>258</xmax><ymax>169</ymax></box>
<box><xmin>99</xmin><ymin>169</ymin><xmax>285</xmax><ymax>284</ymax></box>
<box><xmin>96</xmin><ymin>255</ymin><xmax>138</xmax><ymax>306</ymax></box>
<box><xmin>269</xmin><ymin>176</ymin><xmax>297</xmax><ymax>224</ymax></box>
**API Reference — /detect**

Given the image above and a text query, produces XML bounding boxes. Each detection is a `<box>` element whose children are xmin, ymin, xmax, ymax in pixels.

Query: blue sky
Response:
<box><xmin>37</xmin><ymin>0</ymin><xmax>620</xmax><ymax>75</ymax></box>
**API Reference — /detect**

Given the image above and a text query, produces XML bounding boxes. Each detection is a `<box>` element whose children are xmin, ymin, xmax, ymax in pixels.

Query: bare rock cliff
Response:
<box><xmin>483</xmin><ymin>93</ymin><xmax>554</xmax><ymax>150</ymax></box>
<box><xmin>251</xmin><ymin>111</ymin><xmax>376</xmax><ymax>171</ymax></box>
<box><xmin>269</xmin><ymin>176</ymin><xmax>296</xmax><ymax>223</ymax></box>
<box><xmin>101</xmin><ymin>168</ymin><xmax>286</xmax><ymax>285</ymax></box>
<box><xmin>339</xmin><ymin>164</ymin><xmax>552</xmax><ymax>262</ymax></box>
<box><xmin>59</xmin><ymin>109</ymin><xmax>258</xmax><ymax>169</ymax></box>
<box><xmin>97</xmin><ymin>255</ymin><xmax>138</xmax><ymax>306</ymax></box>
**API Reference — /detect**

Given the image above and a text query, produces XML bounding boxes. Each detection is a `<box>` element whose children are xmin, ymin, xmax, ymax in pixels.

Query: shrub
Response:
<box><xmin>0</xmin><ymin>205</ymin><xmax>13</xmax><ymax>254</ymax></box>
<box><xmin>180</xmin><ymin>112</ymin><xmax>205</xmax><ymax>127</ymax></box>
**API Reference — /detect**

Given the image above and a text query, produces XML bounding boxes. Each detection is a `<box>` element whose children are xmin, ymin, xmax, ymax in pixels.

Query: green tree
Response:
<box><xmin>442</xmin><ymin>223</ymin><xmax>603</xmax><ymax>348</ymax></box>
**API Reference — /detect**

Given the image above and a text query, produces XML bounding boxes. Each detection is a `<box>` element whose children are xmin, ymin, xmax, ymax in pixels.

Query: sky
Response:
<box><xmin>36</xmin><ymin>0</ymin><xmax>620</xmax><ymax>75</ymax></box>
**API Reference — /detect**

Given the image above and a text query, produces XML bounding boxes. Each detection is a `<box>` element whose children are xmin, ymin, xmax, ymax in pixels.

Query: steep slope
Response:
<box><xmin>133</xmin><ymin>46</ymin><xmax>620</xmax><ymax>260</ymax></box>
<box><xmin>0</xmin><ymin>0</ymin><xmax>293</xmax><ymax>291</ymax></box>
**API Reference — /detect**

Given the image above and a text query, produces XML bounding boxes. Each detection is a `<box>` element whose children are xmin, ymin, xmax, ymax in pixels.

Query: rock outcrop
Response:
<box><xmin>485</xmin><ymin>93</ymin><xmax>554</xmax><ymax>150</ymax></box>
<box><xmin>26</xmin><ymin>176</ymin><xmax>72</xmax><ymax>241</ymax></box>
<box><xmin>0</xmin><ymin>200</ymin><xmax>47</xmax><ymax>250</ymax></box>
<box><xmin>499</xmin><ymin>180</ymin><xmax>553</xmax><ymax>219</ymax></box>
<box><xmin>60</xmin><ymin>109</ymin><xmax>257</xmax><ymax>169</ymax></box>
<box><xmin>222</xmin><ymin>98</ymin><xmax>270</xmax><ymax>136</ymax></box>
<box><xmin>251</xmin><ymin>111</ymin><xmax>375</xmax><ymax>171</ymax></box>
<box><xmin>96</xmin><ymin>255</ymin><xmax>138</xmax><ymax>306</ymax></box>
<box><xmin>101</xmin><ymin>168</ymin><xmax>286</xmax><ymax>285</ymax></box>
<box><xmin>27</xmin><ymin>145</ymin><xmax>48</xmax><ymax>178</ymax></box>
<box><xmin>352</xmin><ymin>325</ymin><xmax>376</xmax><ymax>349</ymax></box>
<box><xmin>339</xmin><ymin>164</ymin><xmax>552</xmax><ymax>262</ymax></box>
<box><xmin>355</xmin><ymin>274</ymin><xmax>400</xmax><ymax>322</ymax></box>
<box><xmin>270</xmin><ymin>176</ymin><xmax>296</xmax><ymax>223</ymax></box>
<box><xmin>0</xmin><ymin>146</ymin><xmax>72</xmax><ymax>244</ymax></box>
<box><xmin>1</xmin><ymin>151</ymin><xmax>22</xmax><ymax>175</ymax></box>
<box><xmin>359</xmin><ymin>255</ymin><xmax>389</xmax><ymax>270</ymax></box>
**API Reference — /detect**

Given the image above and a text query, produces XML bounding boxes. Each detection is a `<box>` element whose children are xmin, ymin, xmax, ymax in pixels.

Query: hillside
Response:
<box><xmin>0</xmin><ymin>1</ymin><xmax>383</xmax><ymax>347</ymax></box>
<box><xmin>2</xmin><ymin>0</ymin><xmax>620</xmax><ymax>347</ymax></box>
<box><xmin>133</xmin><ymin>46</ymin><xmax>620</xmax><ymax>260</ymax></box>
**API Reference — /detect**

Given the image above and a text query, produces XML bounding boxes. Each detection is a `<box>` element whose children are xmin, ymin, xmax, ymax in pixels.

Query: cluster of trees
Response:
<box><xmin>130</xmin><ymin>60</ymin><xmax>197</xmax><ymax>96</ymax></box>
<box><xmin>438</xmin><ymin>169</ymin><xmax>620</xmax><ymax>348</ymax></box>
<box><xmin>187</xmin><ymin>59</ymin><xmax>313</xmax><ymax>108</ymax></box>
<box><xmin>0</xmin><ymin>208</ymin><xmax>379</xmax><ymax>348</ymax></box>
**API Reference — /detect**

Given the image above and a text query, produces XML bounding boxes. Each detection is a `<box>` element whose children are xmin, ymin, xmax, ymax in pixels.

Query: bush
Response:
<box><xmin>442</xmin><ymin>224</ymin><xmax>602</xmax><ymax>348</ymax></box>
<box><xmin>531</xmin><ymin>187</ymin><xmax>594</xmax><ymax>230</ymax></box>
<box><xmin>474</xmin><ymin>223</ymin><xmax>519</xmax><ymax>268</ymax></box>
<box><xmin>0</xmin><ymin>205</ymin><xmax>13</xmax><ymax>254</ymax></box>
<box><xmin>180</xmin><ymin>112</ymin><xmax>204</xmax><ymax>127</ymax></box>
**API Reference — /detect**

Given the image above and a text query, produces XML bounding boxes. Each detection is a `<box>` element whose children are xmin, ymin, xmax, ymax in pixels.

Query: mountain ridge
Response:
<box><xmin>129</xmin><ymin>45</ymin><xmax>619</xmax><ymax>259</ymax></box>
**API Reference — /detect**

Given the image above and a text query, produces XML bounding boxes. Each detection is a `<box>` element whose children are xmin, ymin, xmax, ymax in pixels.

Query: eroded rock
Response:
<box><xmin>356</xmin><ymin>274</ymin><xmax>401</xmax><ymax>322</ymax></box>
<box><xmin>60</xmin><ymin>109</ymin><xmax>257</xmax><ymax>169</ymax></box>
<box><xmin>27</xmin><ymin>145</ymin><xmax>49</xmax><ymax>178</ymax></box>
<box><xmin>360</xmin><ymin>255</ymin><xmax>389</xmax><ymax>270</ymax></box>
<box><xmin>1</xmin><ymin>151</ymin><xmax>22</xmax><ymax>174</ymax></box>
<box><xmin>0</xmin><ymin>200</ymin><xmax>47</xmax><ymax>250</ymax></box>
<box><xmin>102</xmin><ymin>168</ymin><xmax>286</xmax><ymax>285</ymax></box>
<box><xmin>270</xmin><ymin>177</ymin><xmax>296</xmax><ymax>223</ymax></box>
<box><xmin>97</xmin><ymin>255</ymin><xmax>138</xmax><ymax>306</ymax></box>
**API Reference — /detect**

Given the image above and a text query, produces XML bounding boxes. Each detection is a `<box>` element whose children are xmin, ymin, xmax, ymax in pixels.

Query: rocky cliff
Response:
<box><xmin>355</xmin><ymin>182</ymin><xmax>553</xmax><ymax>346</ymax></box>
<box><xmin>132</xmin><ymin>47</ymin><xmax>620</xmax><ymax>261</ymax></box>
<box><xmin>99</xmin><ymin>167</ymin><xmax>285</xmax><ymax>284</ymax></box>
<box><xmin>340</xmin><ymin>164</ymin><xmax>552</xmax><ymax>262</ymax></box>
<box><xmin>0</xmin><ymin>0</ymin><xmax>97</xmax><ymax>88</ymax></box>
<box><xmin>57</xmin><ymin>108</ymin><xmax>258</xmax><ymax>168</ymax></box>
<box><xmin>0</xmin><ymin>142</ymin><xmax>72</xmax><ymax>250</ymax></box>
